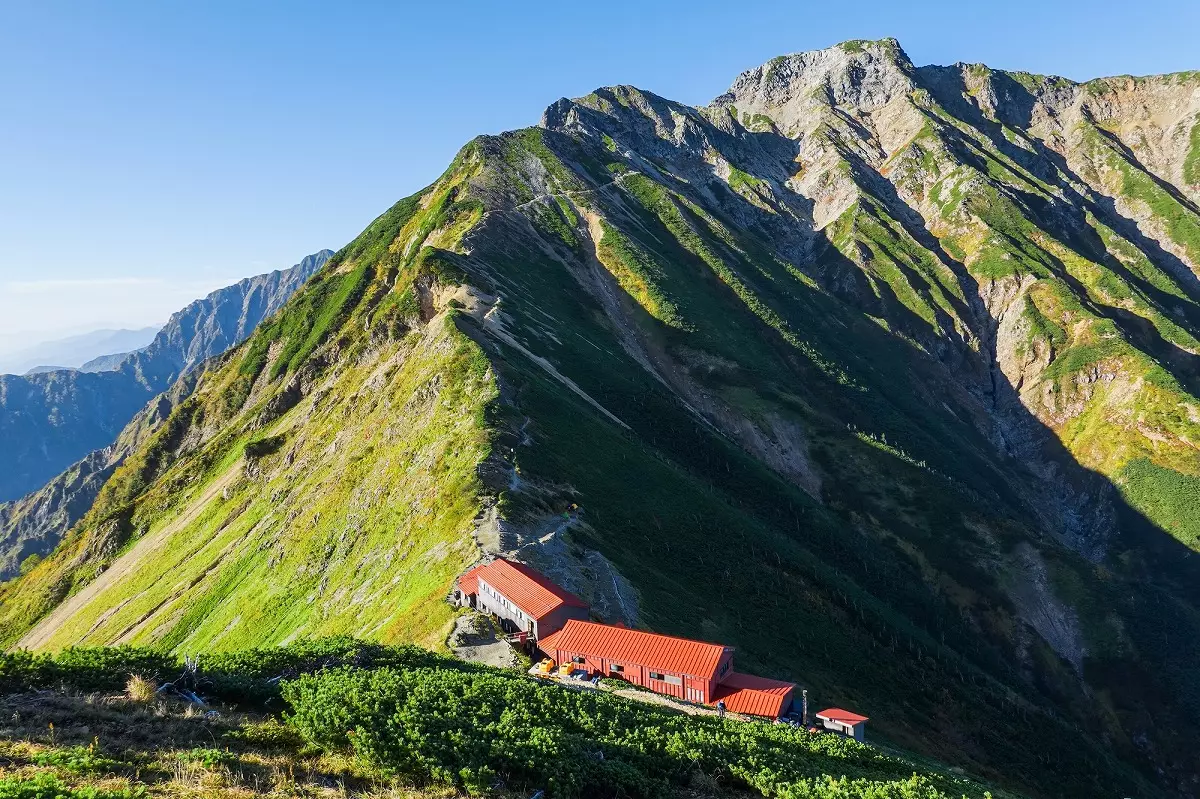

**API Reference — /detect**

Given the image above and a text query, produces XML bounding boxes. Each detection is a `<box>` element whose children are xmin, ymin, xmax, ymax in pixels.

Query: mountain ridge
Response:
<box><xmin>0</xmin><ymin>250</ymin><xmax>332</xmax><ymax>575</ymax></box>
<box><xmin>0</xmin><ymin>327</ymin><xmax>159</xmax><ymax>377</ymax></box>
<box><xmin>2</xmin><ymin>39</ymin><xmax>1199</xmax><ymax>797</ymax></box>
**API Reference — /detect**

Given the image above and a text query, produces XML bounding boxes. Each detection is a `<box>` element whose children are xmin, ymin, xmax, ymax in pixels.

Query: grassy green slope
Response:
<box><xmin>0</xmin><ymin>158</ymin><xmax>496</xmax><ymax>653</ymax></box>
<box><xmin>25</xmin><ymin>313</ymin><xmax>491</xmax><ymax>651</ymax></box>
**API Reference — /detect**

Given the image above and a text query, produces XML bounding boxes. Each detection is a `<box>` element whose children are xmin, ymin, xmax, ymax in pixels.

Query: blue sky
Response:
<box><xmin>1</xmin><ymin>0</ymin><xmax>1197</xmax><ymax>343</ymax></box>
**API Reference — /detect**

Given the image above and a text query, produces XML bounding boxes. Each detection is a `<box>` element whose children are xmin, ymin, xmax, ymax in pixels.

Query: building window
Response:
<box><xmin>664</xmin><ymin>675</ymin><xmax>683</xmax><ymax>686</ymax></box>
<box><xmin>610</xmin><ymin>664</ymin><xmax>624</xmax><ymax>673</ymax></box>
<box><xmin>573</xmin><ymin>656</ymin><xmax>586</xmax><ymax>664</ymax></box>
<box><xmin>649</xmin><ymin>671</ymin><xmax>665</xmax><ymax>681</ymax></box>
<box><xmin>719</xmin><ymin>661</ymin><xmax>730</xmax><ymax>676</ymax></box>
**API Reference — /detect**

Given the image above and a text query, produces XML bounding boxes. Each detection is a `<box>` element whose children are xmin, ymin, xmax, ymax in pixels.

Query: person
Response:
<box><xmin>716</xmin><ymin>700</ymin><xmax>726</xmax><ymax>719</ymax></box>
<box><xmin>591</xmin><ymin>675</ymin><xmax>601</xmax><ymax>688</ymax></box>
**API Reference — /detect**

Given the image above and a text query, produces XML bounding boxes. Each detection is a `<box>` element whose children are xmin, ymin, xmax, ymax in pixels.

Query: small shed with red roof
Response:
<box><xmin>816</xmin><ymin>707</ymin><xmax>869</xmax><ymax>740</ymax></box>
<box><xmin>712</xmin><ymin>672</ymin><xmax>796</xmax><ymax>719</ymax></box>
<box><xmin>452</xmin><ymin>558</ymin><xmax>589</xmax><ymax>640</ymax></box>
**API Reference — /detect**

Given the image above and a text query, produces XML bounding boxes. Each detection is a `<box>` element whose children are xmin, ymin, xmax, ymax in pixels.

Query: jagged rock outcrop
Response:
<box><xmin>117</xmin><ymin>249</ymin><xmax>334</xmax><ymax>385</ymax></box>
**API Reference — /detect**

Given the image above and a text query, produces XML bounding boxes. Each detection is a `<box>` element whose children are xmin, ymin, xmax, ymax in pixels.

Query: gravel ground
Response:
<box><xmin>449</xmin><ymin>613</ymin><xmax>519</xmax><ymax>669</ymax></box>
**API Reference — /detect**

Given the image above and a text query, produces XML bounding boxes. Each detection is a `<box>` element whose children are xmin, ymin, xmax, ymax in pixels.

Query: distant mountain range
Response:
<box><xmin>0</xmin><ymin>327</ymin><xmax>159</xmax><ymax>376</ymax></box>
<box><xmin>0</xmin><ymin>250</ymin><xmax>332</xmax><ymax>568</ymax></box>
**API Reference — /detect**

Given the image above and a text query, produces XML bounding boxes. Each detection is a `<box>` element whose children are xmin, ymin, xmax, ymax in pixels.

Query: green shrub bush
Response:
<box><xmin>0</xmin><ymin>637</ymin><xmax>481</xmax><ymax>704</ymax></box>
<box><xmin>0</xmin><ymin>639</ymin><xmax>994</xmax><ymax>797</ymax></box>
<box><xmin>32</xmin><ymin>746</ymin><xmax>125</xmax><ymax>775</ymax></box>
<box><xmin>176</xmin><ymin>748</ymin><xmax>238</xmax><ymax>769</ymax></box>
<box><xmin>0</xmin><ymin>647</ymin><xmax>175</xmax><ymax>695</ymax></box>
<box><xmin>0</xmin><ymin>773</ymin><xmax>143</xmax><ymax>799</ymax></box>
<box><xmin>281</xmin><ymin>664</ymin><xmax>990</xmax><ymax>799</ymax></box>
<box><xmin>194</xmin><ymin>635</ymin><xmax>482</xmax><ymax>705</ymax></box>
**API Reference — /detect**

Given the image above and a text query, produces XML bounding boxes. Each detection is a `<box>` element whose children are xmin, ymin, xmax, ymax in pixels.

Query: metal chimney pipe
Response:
<box><xmin>801</xmin><ymin>689</ymin><xmax>808</xmax><ymax>726</ymax></box>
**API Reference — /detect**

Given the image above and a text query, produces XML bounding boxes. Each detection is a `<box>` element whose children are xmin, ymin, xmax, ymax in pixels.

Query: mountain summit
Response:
<box><xmin>3</xmin><ymin>40</ymin><xmax>1199</xmax><ymax>797</ymax></box>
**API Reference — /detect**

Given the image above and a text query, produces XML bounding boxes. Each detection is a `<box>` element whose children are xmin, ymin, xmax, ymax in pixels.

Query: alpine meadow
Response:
<box><xmin>3</xmin><ymin>37</ymin><xmax>1200</xmax><ymax>799</ymax></box>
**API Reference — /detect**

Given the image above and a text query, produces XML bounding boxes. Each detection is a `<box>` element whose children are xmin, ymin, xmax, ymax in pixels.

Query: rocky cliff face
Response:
<box><xmin>0</xmin><ymin>251</ymin><xmax>331</xmax><ymax>571</ymax></box>
<box><xmin>117</xmin><ymin>250</ymin><xmax>334</xmax><ymax>386</ymax></box>
<box><xmin>2</xmin><ymin>42</ymin><xmax>1198</xmax><ymax>798</ymax></box>
<box><xmin>0</xmin><ymin>370</ymin><xmax>161</xmax><ymax>506</ymax></box>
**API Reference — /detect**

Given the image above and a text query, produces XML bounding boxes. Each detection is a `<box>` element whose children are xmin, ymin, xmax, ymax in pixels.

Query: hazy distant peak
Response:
<box><xmin>0</xmin><ymin>326</ymin><xmax>159</xmax><ymax>376</ymax></box>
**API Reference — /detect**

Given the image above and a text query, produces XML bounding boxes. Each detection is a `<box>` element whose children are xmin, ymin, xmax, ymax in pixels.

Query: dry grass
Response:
<box><xmin>125</xmin><ymin>675</ymin><xmax>158</xmax><ymax>703</ymax></box>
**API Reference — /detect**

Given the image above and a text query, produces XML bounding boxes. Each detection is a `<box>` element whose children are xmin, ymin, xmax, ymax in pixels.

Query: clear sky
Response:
<box><xmin>1</xmin><ymin>0</ymin><xmax>1197</xmax><ymax>344</ymax></box>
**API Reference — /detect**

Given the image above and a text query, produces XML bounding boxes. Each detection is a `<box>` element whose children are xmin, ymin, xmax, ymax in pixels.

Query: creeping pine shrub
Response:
<box><xmin>0</xmin><ymin>637</ymin><xmax>483</xmax><ymax>706</ymax></box>
<box><xmin>194</xmin><ymin>635</ymin><xmax>482</xmax><ymax>706</ymax></box>
<box><xmin>0</xmin><ymin>647</ymin><xmax>174</xmax><ymax>695</ymax></box>
<box><xmin>32</xmin><ymin>745</ymin><xmax>125</xmax><ymax>775</ymax></box>
<box><xmin>0</xmin><ymin>773</ymin><xmax>143</xmax><ymax>799</ymax></box>
<box><xmin>282</xmin><ymin>666</ymin><xmax>985</xmax><ymax>799</ymax></box>
<box><xmin>176</xmin><ymin>748</ymin><xmax>238</xmax><ymax>769</ymax></box>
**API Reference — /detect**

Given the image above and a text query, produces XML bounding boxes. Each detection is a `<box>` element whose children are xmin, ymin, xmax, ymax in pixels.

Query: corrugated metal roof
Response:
<box><xmin>540</xmin><ymin>619</ymin><xmax>730</xmax><ymax>679</ymax></box>
<box><xmin>468</xmin><ymin>558</ymin><xmax>587</xmax><ymax>621</ymax></box>
<box><xmin>816</xmin><ymin>707</ymin><xmax>869</xmax><ymax>724</ymax></box>
<box><xmin>456</xmin><ymin>563</ymin><xmax>486</xmax><ymax>596</ymax></box>
<box><xmin>713</xmin><ymin>672</ymin><xmax>795</xmax><ymax>718</ymax></box>
<box><xmin>536</xmin><ymin>626</ymin><xmax>568</xmax><ymax>657</ymax></box>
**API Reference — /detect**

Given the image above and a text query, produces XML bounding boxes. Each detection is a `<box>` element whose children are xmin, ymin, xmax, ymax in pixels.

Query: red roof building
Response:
<box><xmin>712</xmin><ymin>672</ymin><xmax>796</xmax><ymax>718</ymax></box>
<box><xmin>452</xmin><ymin>558</ymin><xmax>589</xmax><ymax>640</ymax></box>
<box><xmin>816</xmin><ymin>707</ymin><xmax>869</xmax><ymax>740</ymax></box>
<box><xmin>538</xmin><ymin>619</ymin><xmax>796</xmax><ymax>717</ymax></box>
<box><xmin>457</xmin><ymin>564</ymin><xmax>484</xmax><ymax>597</ymax></box>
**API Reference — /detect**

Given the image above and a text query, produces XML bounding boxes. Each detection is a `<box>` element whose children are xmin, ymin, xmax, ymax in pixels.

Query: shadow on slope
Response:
<box><xmin>450</xmin><ymin>125</ymin><xmax>1200</xmax><ymax>796</ymax></box>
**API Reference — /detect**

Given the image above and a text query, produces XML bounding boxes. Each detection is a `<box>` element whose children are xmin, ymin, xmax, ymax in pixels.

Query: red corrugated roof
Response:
<box><xmin>539</xmin><ymin>619</ymin><xmax>729</xmax><ymax>679</ymax></box>
<box><xmin>713</xmin><ymin>672</ymin><xmax>796</xmax><ymax>718</ymax></box>
<box><xmin>816</xmin><ymin>707</ymin><xmax>869</xmax><ymax>725</ymax></box>
<box><xmin>466</xmin><ymin>558</ymin><xmax>587</xmax><ymax>621</ymax></box>
<box><xmin>536</xmin><ymin>626</ymin><xmax>567</xmax><ymax>656</ymax></box>
<box><xmin>456</xmin><ymin>563</ymin><xmax>486</xmax><ymax>596</ymax></box>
